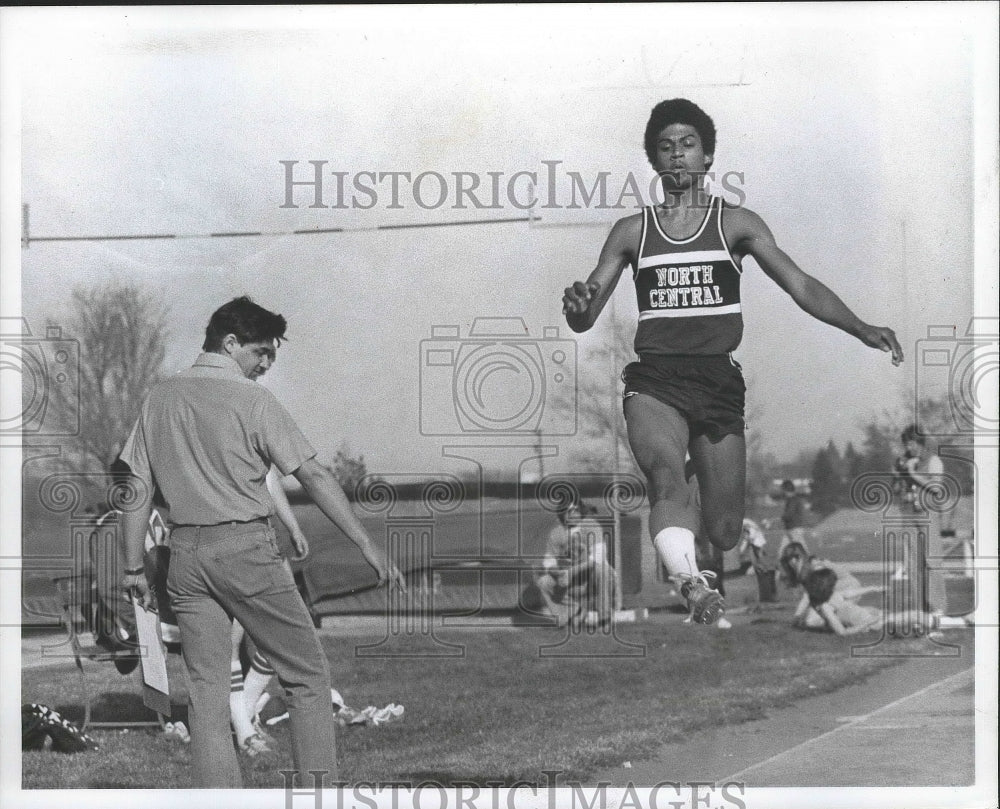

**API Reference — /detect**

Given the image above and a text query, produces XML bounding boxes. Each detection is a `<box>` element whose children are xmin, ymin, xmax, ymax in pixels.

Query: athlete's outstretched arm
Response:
<box><xmin>563</xmin><ymin>215</ymin><xmax>640</xmax><ymax>333</ymax></box>
<box><xmin>726</xmin><ymin>208</ymin><xmax>904</xmax><ymax>365</ymax></box>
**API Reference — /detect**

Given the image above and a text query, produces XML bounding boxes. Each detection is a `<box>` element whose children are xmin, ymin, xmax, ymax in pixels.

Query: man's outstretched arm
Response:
<box><xmin>292</xmin><ymin>457</ymin><xmax>405</xmax><ymax>590</ymax></box>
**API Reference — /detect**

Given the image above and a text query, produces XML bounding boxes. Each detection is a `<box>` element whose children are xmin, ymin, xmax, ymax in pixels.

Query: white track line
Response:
<box><xmin>722</xmin><ymin>666</ymin><xmax>974</xmax><ymax>782</ymax></box>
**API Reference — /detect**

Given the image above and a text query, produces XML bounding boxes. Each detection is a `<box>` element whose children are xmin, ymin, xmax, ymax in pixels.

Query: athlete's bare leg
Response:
<box><xmin>625</xmin><ymin>393</ymin><xmax>727</xmax><ymax>624</ymax></box>
<box><xmin>624</xmin><ymin>393</ymin><xmax>699</xmax><ymax>539</ymax></box>
<box><xmin>689</xmin><ymin>431</ymin><xmax>746</xmax><ymax>552</ymax></box>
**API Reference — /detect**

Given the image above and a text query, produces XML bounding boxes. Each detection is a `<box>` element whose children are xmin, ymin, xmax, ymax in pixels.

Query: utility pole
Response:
<box><xmin>608</xmin><ymin>293</ymin><xmax>624</xmax><ymax>614</ymax></box>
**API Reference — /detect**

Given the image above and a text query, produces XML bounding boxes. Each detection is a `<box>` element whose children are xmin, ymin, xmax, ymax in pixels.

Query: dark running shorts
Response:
<box><xmin>622</xmin><ymin>354</ymin><xmax>746</xmax><ymax>442</ymax></box>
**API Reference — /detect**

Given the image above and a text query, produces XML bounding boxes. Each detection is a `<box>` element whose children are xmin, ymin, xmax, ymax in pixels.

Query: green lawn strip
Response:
<box><xmin>22</xmin><ymin>621</ymin><xmax>915</xmax><ymax>789</ymax></box>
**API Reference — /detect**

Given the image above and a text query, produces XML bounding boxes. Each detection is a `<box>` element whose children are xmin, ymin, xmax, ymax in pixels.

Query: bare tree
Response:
<box><xmin>328</xmin><ymin>442</ymin><xmax>370</xmax><ymax>497</ymax></box>
<box><xmin>743</xmin><ymin>386</ymin><xmax>776</xmax><ymax>508</ymax></box>
<box><xmin>48</xmin><ymin>280</ymin><xmax>168</xmax><ymax>472</ymax></box>
<box><xmin>554</xmin><ymin>308</ymin><xmax>640</xmax><ymax>477</ymax></box>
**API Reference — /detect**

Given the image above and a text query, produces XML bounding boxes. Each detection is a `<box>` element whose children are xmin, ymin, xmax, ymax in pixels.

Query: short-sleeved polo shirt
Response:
<box><xmin>119</xmin><ymin>352</ymin><xmax>316</xmax><ymax>525</ymax></box>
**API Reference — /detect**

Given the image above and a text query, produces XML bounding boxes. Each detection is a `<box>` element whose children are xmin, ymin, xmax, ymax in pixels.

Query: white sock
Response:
<box><xmin>653</xmin><ymin>527</ymin><xmax>699</xmax><ymax>581</ymax></box>
<box><xmin>229</xmin><ymin>664</ymin><xmax>254</xmax><ymax>743</ymax></box>
<box><xmin>243</xmin><ymin>666</ymin><xmax>272</xmax><ymax>726</ymax></box>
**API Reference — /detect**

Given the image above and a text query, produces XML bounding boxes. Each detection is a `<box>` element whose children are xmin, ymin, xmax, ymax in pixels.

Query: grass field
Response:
<box><xmin>20</xmin><ymin>616</ymin><xmax>942</xmax><ymax>790</ymax></box>
<box><xmin>20</xmin><ymin>498</ymin><xmax>978</xmax><ymax>788</ymax></box>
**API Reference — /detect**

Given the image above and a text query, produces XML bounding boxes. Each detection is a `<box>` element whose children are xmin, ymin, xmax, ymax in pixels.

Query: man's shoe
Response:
<box><xmin>680</xmin><ymin>572</ymin><xmax>725</xmax><ymax>625</ymax></box>
<box><xmin>241</xmin><ymin>732</ymin><xmax>273</xmax><ymax>758</ymax></box>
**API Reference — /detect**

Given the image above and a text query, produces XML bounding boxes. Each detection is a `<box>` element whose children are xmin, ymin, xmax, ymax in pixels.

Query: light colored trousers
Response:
<box><xmin>168</xmin><ymin>521</ymin><xmax>335</xmax><ymax>788</ymax></box>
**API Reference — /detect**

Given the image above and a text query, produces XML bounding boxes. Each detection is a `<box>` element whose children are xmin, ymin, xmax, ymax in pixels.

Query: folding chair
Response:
<box><xmin>52</xmin><ymin>572</ymin><xmax>169</xmax><ymax>732</ymax></box>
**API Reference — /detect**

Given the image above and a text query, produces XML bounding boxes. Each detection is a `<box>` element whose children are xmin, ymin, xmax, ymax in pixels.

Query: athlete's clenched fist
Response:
<box><xmin>562</xmin><ymin>281</ymin><xmax>602</xmax><ymax>315</ymax></box>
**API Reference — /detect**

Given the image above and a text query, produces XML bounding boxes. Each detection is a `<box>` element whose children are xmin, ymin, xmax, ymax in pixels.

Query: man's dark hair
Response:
<box><xmin>203</xmin><ymin>296</ymin><xmax>288</xmax><ymax>352</ymax></box>
<box><xmin>644</xmin><ymin>98</ymin><xmax>717</xmax><ymax>167</ymax></box>
<box><xmin>900</xmin><ymin>424</ymin><xmax>926</xmax><ymax>446</ymax></box>
<box><xmin>802</xmin><ymin>567</ymin><xmax>838</xmax><ymax>609</ymax></box>
<box><xmin>781</xmin><ymin>479</ymin><xmax>797</xmax><ymax>494</ymax></box>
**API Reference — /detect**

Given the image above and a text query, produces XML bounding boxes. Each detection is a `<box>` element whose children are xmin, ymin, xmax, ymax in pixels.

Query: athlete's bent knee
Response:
<box><xmin>706</xmin><ymin>513</ymin><xmax>743</xmax><ymax>551</ymax></box>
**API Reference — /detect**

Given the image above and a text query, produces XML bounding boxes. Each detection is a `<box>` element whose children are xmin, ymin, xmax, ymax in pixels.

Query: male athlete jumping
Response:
<box><xmin>563</xmin><ymin>99</ymin><xmax>903</xmax><ymax>624</ymax></box>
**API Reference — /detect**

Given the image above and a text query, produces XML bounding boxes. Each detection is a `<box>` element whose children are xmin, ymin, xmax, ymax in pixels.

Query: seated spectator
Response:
<box><xmin>779</xmin><ymin>542</ymin><xmax>866</xmax><ymax>595</ymax></box>
<box><xmin>792</xmin><ymin>567</ymin><xmax>882</xmax><ymax>635</ymax></box>
<box><xmin>792</xmin><ymin>567</ymin><xmax>958</xmax><ymax>637</ymax></box>
<box><xmin>529</xmin><ymin>501</ymin><xmax>616</xmax><ymax>630</ymax></box>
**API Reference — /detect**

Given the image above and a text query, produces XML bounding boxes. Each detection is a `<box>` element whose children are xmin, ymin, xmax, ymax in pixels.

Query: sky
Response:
<box><xmin>5</xmin><ymin>4</ymin><xmax>998</xmax><ymax>479</ymax></box>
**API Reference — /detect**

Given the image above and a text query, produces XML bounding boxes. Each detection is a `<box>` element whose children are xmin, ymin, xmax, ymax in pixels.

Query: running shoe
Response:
<box><xmin>680</xmin><ymin>571</ymin><xmax>725</xmax><ymax>625</ymax></box>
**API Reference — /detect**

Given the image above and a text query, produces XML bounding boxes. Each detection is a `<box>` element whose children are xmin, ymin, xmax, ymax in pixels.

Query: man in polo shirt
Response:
<box><xmin>117</xmin><ymin>296</ymin><xmax>402</xmax><ymax>788</ymax></box>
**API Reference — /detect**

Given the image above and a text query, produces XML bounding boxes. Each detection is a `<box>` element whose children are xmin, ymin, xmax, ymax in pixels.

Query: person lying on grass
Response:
<box><xmin>792</xmin><ymin>567</ymin><xmax>964</xmax><ymax>637</ymax></box>
<box><xmin>780</xmin><ymin>544</ymin><xmax>885</xmax><ymax>635</ymax></box>
<box><xmin>779</xmin><ymin>542</ymin><xmax>874</xmax><ymax>600</ymax></box>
